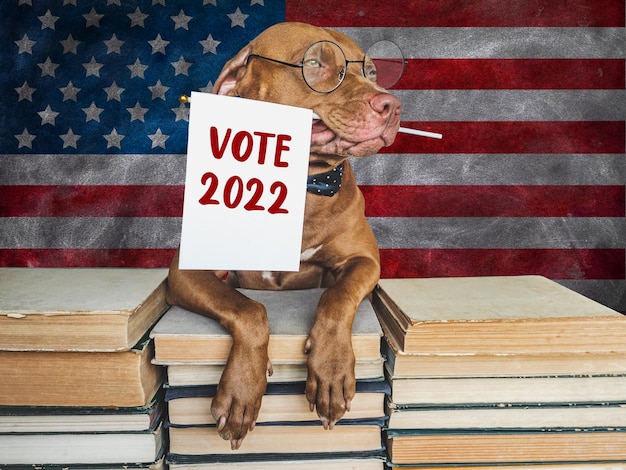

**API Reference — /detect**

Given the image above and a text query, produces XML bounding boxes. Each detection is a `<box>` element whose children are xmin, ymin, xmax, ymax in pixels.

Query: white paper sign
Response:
<box><xmin>179</xmin><ymin>92</ymin><xmax>312</xmax><ymax>271</ymax></box>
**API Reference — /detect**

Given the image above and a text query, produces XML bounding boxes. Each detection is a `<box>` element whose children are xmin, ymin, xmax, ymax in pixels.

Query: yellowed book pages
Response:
<box><xmin>387</xmin><ymin>430</ymin><xmax>626</xmax><ymax>465</ymax></box>
<box><xmin>169</xmin><ymin>390</ymin><xmax>386</xmax><ymax>426</ymax></box>
<box><xmin>169</xmin><ymin>459</ymin><xmax>384</xmax><ymax>470</ymax></box>
<box><xmin>170</xmin><ymin>424</ymin><xmax>382</xmax><ymax>455</ymax></box>
<box><xmin>0</xmin><ymin>339</ymin><xmax>164</xmax><ymax>407</ymax></box>
<box><xmin>375</xmin><ymin>276</ymin><xmax>625</xmax><ymax>354</ymax></box>
<box><xmin>0</xmin><ymin>268</ymin><xmax>169</xmax><ymax>352</ymax></box>
<box><xmin>165</xmin><ymin>360</ymin><xmax>384</xmax><ymax>386</ymax></box>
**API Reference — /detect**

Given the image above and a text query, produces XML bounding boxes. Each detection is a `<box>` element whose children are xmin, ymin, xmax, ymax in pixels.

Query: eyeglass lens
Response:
<box><xmin>301</xmin><ymin>40</ymin><xmax>405</xmax><ymax>92</ymax></box>
<box><xmin>366</xmin><ymin>40</ymin><xmax>405</xmax><ymax>89</ymax></box>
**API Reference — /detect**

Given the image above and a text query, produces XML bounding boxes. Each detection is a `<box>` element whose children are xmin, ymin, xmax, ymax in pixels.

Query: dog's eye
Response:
<box><xmin>304</xmin><ymin>58</ymin><xmax>321</xmax><ymax>68</ymax></box>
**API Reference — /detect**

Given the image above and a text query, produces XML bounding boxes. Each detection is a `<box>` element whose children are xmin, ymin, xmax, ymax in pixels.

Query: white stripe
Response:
<box><xmin>368</xmin><ymin>217</ymin><xmax>626</xmax><ymax>249</ymax></box>
<box><xmin>396</xmin><ymin>89</ymin><xmax>626</xmax><ymax>121</ymax></box>
<box><xmin>352</xmin><ymin>154</ymin><xmax>626</xmax><ymax>186</ymax></box>
<box><xmin>0</xmin><ymin>218</ymin><xmax>181</xmax><ymax>249</ymax></box>
<box><xmin>336</xmin><ymin>27</ymin><xmax>626</xmax><ymax>59</ymax></box>
<box><xmin>3</xmin><ymin>217</ymin><xmax>622</xmax><ymax>251</ymax></box>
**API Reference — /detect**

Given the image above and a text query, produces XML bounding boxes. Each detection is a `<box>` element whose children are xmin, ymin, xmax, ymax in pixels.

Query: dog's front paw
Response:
<box><xmin>304</xmin><ymin>331</ymin><xmax>356</xmax><ymax>429</ymax></box>
<box><xmin>211</xmin><ymin>341</ymin><xmax>271</xmax><ymax>450</ymax></box>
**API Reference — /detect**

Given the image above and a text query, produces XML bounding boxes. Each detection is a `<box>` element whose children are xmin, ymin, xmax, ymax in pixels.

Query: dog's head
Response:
<box><xmin>213</xmin><ymin>22</ymin><xmax>401</xmax><ymax>166</ymax></box>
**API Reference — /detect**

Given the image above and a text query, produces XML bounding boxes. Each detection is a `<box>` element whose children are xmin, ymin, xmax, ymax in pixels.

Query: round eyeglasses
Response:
<box><xmin>247</xmin><ymin>40</ymin><xmax>405</xmax><ymax>94</ymax></box>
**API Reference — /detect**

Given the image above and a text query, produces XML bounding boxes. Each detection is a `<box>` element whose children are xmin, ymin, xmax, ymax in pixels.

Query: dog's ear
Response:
<box><xmin>213</xmin><ymin>44</ymin><xmax>252</xmax><ymax>96</ymax></box>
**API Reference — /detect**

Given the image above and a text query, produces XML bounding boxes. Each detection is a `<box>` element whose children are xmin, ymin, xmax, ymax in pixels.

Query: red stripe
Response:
<box><xmin>2</xmin><ymin>248</ymin><xmax>621</xmax><ymax>280</ymax></box>
<box><xmin>287</xmin><ymin>0</ymin><xmax>625</xmax><ymax>27</ymax></box>
<box><xmin>361</xmin><ymin>185</ymin><xmax>625</xmax><ymax>217</ymax></box>
<box><xmin>385</xmin><ymin>122</ymin><xmax>626</xmax><ymax>154</ymax></box>
<box><xmin>0</xmin><ymin>249</ymin><xmax>176</xmax><ymax>268</ymax></box>
<box><xmin>0</xmin><ymin>186</ymin><xmax>184</xmax><ymax>217</ymax></box>
<box><xmin>380</xmin><ymin>249</ymin><xmax>625</xmax><ymax>280</ymax></box>
<box><xmin>4</xmin><ymin>183</ymin><xmax>624</xmax><ymax>219</ymax></box>
<box><xmin>393</xmin><ymin>59</ymin><xmax>625</xmax><ymax>90</ymax></box>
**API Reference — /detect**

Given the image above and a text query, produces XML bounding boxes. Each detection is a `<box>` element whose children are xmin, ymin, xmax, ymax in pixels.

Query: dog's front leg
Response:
<box><xmin>166</xmin><ymin>250</ymin><xmax>271</xmax><ymax>450</ymax></box>
<box><xmin>304</xmin><ymin>255</ymin><xmax>380</xmax><ymax>428</ymax></box>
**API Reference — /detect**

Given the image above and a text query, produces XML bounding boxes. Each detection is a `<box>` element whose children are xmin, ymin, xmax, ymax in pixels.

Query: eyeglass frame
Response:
<box><xmin>246</xmin><ymin>40</ymin><xmax>377</xmax><ymax>94</ymax></box>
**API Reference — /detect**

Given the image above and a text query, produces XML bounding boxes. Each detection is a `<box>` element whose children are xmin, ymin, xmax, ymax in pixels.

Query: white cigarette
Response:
<box><xmin>398</xmin><ymin>126</ymin><xmax>443</xmax><ymax>139</ymax></box>
<box><xmin>312</xmin><ymin>112</ymin><xmax>442</xmax><ymax>140</ymax></box>
<box><xmin>180</xmin><ymin>96</ymin><xmax>443</xmax><ymax>140</ymax></box>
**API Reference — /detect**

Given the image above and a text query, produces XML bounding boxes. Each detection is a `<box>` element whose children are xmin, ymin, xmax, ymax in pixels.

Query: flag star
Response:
<box><xmin>148</xmin><ymin>34</ymin><xmax>169</xmax><ymax>54</ymax></box>
<box><xmin>83</xmin><ymin>56</ymin><xmax>104</xmax><ymax>77</ymax></box>
<box><xmin>204</xmin><ymin>0</ymin><xmax>217</xmax><ymax>5</ymax></box>
<box><xmin>148</xmin><ymin>128</ymin><xmax>169</xmax><ymax>149</ymax></box>
<box><xmin>171</xmin><ymin>10</ymin><xmax>192</xmax><ymax>30</ymax></box>
<box><xmin>38</xmin><ymin>105</ymin><xmax>59</xmax><ymax>126</ymax></box>
<box><xmin>128</xmin><ymin>7</ymin><xmax>148</xmax><ymax>27</ymax></box>
<box><xmin>104</xmin><ymin>128</ymin><xmax>124</xmax><ymax>149</ymax></box>
<box><xmin>83</xmin><ymin>7</ymin><xmax>104</xmax><ymax>28</ymax></box>
<box><xmin>18</xmin><ymin>0</ymin><xmax>32</xmax><ymax>5</ymax></box>
<box><xmin>171</xmin><ymin>103</ymin><xmax>189</xmax><ymax>122</ymax></box>
<box><xmin>127</xmin><ymin>102</ymin><xmax>148</xmax><ymax>122</ymax></box>
<box><xmin>15</xmin><ymin>34</ymin><xmax>36</xmax><ymax>54</ymax></box>
<box><xmin>38</xmin><ymin>57</ymin><xmax>59</xmax><ymax>78</ymax></box>
<box><xmin>200</xmin><ymin>34</ymin><xmax>220</xmax><ymax>54</ymax></box>
<box><xmin>148</xmin><ymin>79</ymin><xmax>169</xmax><ymax>100</ymax></box>
<box><xmin>60</xmin><ymin>128</ymin><xmax>80</xmax><ymax>149</ymax></box>
<box><xmin>104</xmin><ymin>34</ymin><xmax>124</xmax><ymax>54</ymax></box>
<box><xmin>199</xmin><ymin>81</ymin><xmax>214</xmax><ymax>93</ymax></box>
<box><xmin>15</xmin><ymin>129</ymin><xmax>36</xmax><ymax>149</ymax></box>
<box><xmin>15</xmin><ymin>81</ymin><xmax>36</xmax><ymax>102</ymax></box>
<box><xmin>59</xmin><ymin>81</ymin><xmax>81</xmax><ymax>101</ymax></box>
<box><xmin>60</xmin><ymin>34</ymin><xmax>80</xmax><ymax>54</ymax></box>
<box><xmin>128</xmin><ymin>58</ymin><xmax>148</xmax><ymax>79</ymax></box>
<box><xmin>104</xmin><ymin>81</ymin><xmax>125</xmax><ymax>101</ymax></box>
<box><xmin>251</xmin><ymin>0</ymin><xmax>264</xmax><ymax>5</ymax></box>
<box><xmin>63</xmin><ymin>0</ymin><xmax>78</xmax><ymax>5</ymax></box>
<box><xmin>228</xmin><ymin>7</ymin><xmax>249</xmax><ymax>28</ymax></box>
<box><xmin>107</xmin><ymin>0</ymin><xmax>121</xmax><ymax>5</ymax></box>
<box><xmin>38</xmin><ymin>10</ymin><xmax>59</xmax><ymax>30</ymax></box>
<box><xmin>171</xmin><ymin>56</ymin><xmax>192</xmax><ymax>76</ymax></box>
<box><xmin>83</xmin><ymin>101</ymin><xmax>104</xmax><ymax>122</ymax></box>
<box><xmin>153</xmin><ymin>0</ymin><xmax>166</xmax><ymax>5</ymax></box>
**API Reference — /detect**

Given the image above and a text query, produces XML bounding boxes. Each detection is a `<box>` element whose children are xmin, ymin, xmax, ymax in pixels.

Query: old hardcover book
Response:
<box><xmin>0</xmin><ymin>268</ymin><xmax>169</xmax><ymax>352</ymax></box>
<box><xmin>168</xmin><ymin>457</ymin><xmax>385</xmax><ymax>469</ymax></box>
<box><xmin>166</xmin><ymin>381</ymin><xmax>389</xmax><ymax>426</ymax></box>
<box><xmin>386</xmin><ymin>429</ymin><xmax>626</xmax><ymax>465</ymax></box>
<box><xmin>0</xmin><ymin>338</ymin><xmax>164</xmax><ymax>407</ymax></box>
<box><xmin>382</xmin><ymin>333</ymin><xmax>626</xmax><ymax>378</ymax></box>
<box><xmin>386</xmin><ymin>374</ymin><xmax>626</xmax><ymax>406</ymax></box>
<box><xmin>151</xmin><ymin>288</ymin><xmax>383</xmax><ymax>364</ymax></box>
<box><xmin>0</xmin><ymin>423</ymin><xmax>164</xmax><ymax>466</ymax></box>
<box><xmin>0</xmin><ymin>392</ymin><xmax>164</xmax><ymax>433</ymax></box>
<box><xmin>0</xmin><ymin>462</ymin><xmax>166</xmax><ymax>470</ymax></box>
<box><xmin>374</xmin><ymin>276</ymin><xmax>626</xmax><ymax>355</ymax></box>
<box><xmin>386</xmin><ymin>402</ymin><xmax>626</xmax><ymax>430</ymax></box>
<box><xmin>166</xmin><ymin>360</ymin><xmax>384</xmax><ymax>386</ymax></box>
<box><xmin>386</xmin><ymin>464</ymin><xmax>626</xmax><ymax>470</ymax></box>
<box><xmin>169</xmin><ymin>421</ymin><xmax>384</xmax><ymax>456</ymax></box>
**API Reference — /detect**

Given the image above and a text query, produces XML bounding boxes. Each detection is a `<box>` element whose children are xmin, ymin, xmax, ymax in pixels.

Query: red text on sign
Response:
<box><xmin>209</xmin><ymin>127</ymin><xmax>291</xmax><ymax>168</ymax></box>
<box><xmin>199</xmin><ymin>172</ymin><xmax>288</xmax><ymax>214</ymax></box>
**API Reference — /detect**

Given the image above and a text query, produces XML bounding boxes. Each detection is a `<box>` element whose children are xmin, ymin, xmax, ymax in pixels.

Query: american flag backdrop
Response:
<box><xmin>0</xmin><ymin>1</ymin><xmax>624</xmax><ymax>312</ymax></box>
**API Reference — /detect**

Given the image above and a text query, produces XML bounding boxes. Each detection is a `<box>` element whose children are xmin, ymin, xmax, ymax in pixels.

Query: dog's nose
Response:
<box><xmin>369</xmin><ymin>92</ymin><xmax>401</xmax><ymax>122</ymax></box>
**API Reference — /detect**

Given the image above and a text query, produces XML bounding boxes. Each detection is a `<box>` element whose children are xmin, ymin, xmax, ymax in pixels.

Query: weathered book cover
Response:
<box><xmin>0</xmin><ymin>268</ymin><xmax>169</xmax><ymax>352</ymax></box>
<box><xmin>374</xmin><ymin>276</ymin><xmax>626</xmax><ymax>354</ymax></box>
<box><xmin>151</xmin><ymin>288</ymin><xmax>383</xmax><ymax>363</ymax></box>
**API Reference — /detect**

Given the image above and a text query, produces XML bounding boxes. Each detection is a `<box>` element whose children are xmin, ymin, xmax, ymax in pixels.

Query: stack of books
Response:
<box><xmin>0</xmin><ymin>268</ymin><xmax>169</xmax><ymax>469</ymax></box>
<box><xmin>373</xmin><ymin>275</ymin><xmax>626</xmax><ymax>469</ymax></box>
<box><xmin>150</xmin><ymin>287</ymin><xmax>389</xmax><ymax>469</ymax></box>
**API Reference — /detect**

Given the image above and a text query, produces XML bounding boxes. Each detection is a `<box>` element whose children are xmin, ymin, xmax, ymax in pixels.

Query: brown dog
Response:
<box><xmin>166</xmin><ymin>22</ymin><xmax>401</xmax><ymax>449</ymax></box>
